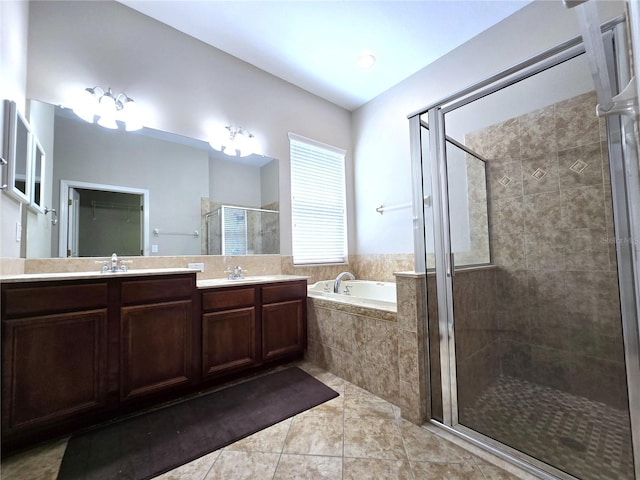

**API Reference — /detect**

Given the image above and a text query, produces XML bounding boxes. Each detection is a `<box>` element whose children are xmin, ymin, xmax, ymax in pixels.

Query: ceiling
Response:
<box><xmin>119</xmin><ymin>1</ymin><xmax>533</xmax><ymax>111</ymax></box>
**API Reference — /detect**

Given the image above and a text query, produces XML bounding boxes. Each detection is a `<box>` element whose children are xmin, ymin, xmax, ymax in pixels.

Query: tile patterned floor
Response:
<box><xmin>459</xmin><ymin>375</ymin><xmax>635</xmax><ymax>480</ymax></box>
<box><xmin>0</xmin><ymin>362</ymin><xmax>533</xmax><ymax>480</ymax></box>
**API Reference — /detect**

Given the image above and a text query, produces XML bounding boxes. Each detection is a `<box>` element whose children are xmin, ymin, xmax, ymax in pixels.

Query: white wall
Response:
<box><xmin>261</xmin><ymin>159</ymin><xmax>279</xmax><ymax>207</ymax></box>
<box><xmin>26</xmin><ymin>0</ymin><xmax>352</xmax><ymax>257</ymax></box>
<box><xmin>53</xmin><ymin>115</ymin><xmax>209</xmax><ymax>256</ymax></box>
<box><xmin>209</xmin><ymin>156</ymin><xmax>262</xmax><ymax>207</ymax></box>
<box><xmin>0</xmin><ymin>0</ymin><xmax>29</xmax><ymax>259</ymax></box>
<box><xmin>351</xmin><ymin>0</ymin><xmax>626</xmax><ymax>255</ymax></box>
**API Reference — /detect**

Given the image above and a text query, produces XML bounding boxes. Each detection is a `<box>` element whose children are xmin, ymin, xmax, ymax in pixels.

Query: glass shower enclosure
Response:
<box><xmin>409</xmin><ymin>13</ymin><xmax>639</xmax><ymax>480</ymax></box>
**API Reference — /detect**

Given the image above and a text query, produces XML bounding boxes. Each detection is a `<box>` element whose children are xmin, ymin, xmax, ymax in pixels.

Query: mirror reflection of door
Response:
<box><xmin>67</xmin><ymin>188</ymin><xmax>80</xmax><ymax>257</ymax></box>
<box><xmin>66</xmin><ymin>188</ymin><xmax>143</xmax><ymax>257</ymax></box>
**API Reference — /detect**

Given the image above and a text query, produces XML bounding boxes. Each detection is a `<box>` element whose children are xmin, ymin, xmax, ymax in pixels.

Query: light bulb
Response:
<box><xmin>72</xmin><ymin>88</ymin><xmax>98</xmax><ymax>123</ymax></box>
<box><xmin>223</xmin><ymin>143</ymin><xmax>237</xmax><ymax>156</ymax></box>
<box><xmin>97</xmin><ymin>114</ymin><xmax>118</xmax><ymax>129</ymax></box>
<box><xmin>98</xmin><ymin>92</ymin><xmax>116</xmax><ymax>118</ymax></box>
<box><xmin>238</xmin><ymin>133</ymin><xmax>256</xmax><ymax>157</ymax></box>
<box><xmin>121</xmin><ymin>99</ymin><xmax>143</xmax><ymax>131</ymax></box>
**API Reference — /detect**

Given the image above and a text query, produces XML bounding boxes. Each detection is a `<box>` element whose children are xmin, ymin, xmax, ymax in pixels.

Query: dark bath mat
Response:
<box><xmin>57</xmin><ymin>367</ymin><xmax>338</xmax><ymax>480</ymax></box>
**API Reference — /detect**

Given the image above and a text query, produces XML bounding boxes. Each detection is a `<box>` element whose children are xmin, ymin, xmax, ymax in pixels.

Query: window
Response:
<box><xmin>289</xmin><ymin>133</ymin><xmax>347</xmax><ymax>264</ymax></box>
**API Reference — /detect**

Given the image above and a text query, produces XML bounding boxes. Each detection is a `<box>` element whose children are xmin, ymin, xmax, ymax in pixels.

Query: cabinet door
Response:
<box><xmin>202</xmin><ymin>307</ymin><xmax>256</xmax><ymax>378</ymax></box>
<box><xmin>262</xmin><ymin>299</ymin><xmax>305</xmax><ymax>361</ymax></box>
<box><xmin>120</xmin><ymin>300</ymin><xmax>193</xmax><ymax>401</ymax></box>
<box><xmin>2</xmin><ymin>310</ymin><xmax>108</xmax><ymax>433</ymax></box>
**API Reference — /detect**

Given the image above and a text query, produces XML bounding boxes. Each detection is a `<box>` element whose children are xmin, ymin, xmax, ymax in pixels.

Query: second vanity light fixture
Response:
<box><xmin>73</xmin><ymin>86</ymin><xmax>143</xmax><ymax>131</ymax></box>
<box><xmin>209</xmin><ymin>125</ymin><xmax>257</xmax><ymax>157</ymax></box>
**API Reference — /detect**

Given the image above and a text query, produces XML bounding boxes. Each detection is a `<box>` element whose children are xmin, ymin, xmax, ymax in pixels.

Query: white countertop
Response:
<box><xmin>0</xmin><ymin>271</ymin><xmax>308</xmax><ymax>287</ymax></box>
<box><xmin>197</xmin><ymin>275</ymin><xmax>308</xmax><ymax>289</ymax></box>
<box><xmin>0</xmin><ymin>268</ymin><xmax>197</xmax><ymax>283</ymax></box>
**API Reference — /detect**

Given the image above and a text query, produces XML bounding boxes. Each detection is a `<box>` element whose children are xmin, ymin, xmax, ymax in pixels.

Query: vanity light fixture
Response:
<box><xmin>73</xmin><ymin>86</ymin><xmax>143</xmax><ymax>131</ymax></box>
<box><xmin>209</xmin><ymin>125</ymin><xmax>257</xmax><ymax>157</ymax></box>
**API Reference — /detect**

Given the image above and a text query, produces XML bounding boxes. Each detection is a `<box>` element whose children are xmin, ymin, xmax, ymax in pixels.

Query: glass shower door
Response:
<box><xmin>416</xmin><ymin>20</ymin><xmax>639</xmax><ymax>480</ymax></box>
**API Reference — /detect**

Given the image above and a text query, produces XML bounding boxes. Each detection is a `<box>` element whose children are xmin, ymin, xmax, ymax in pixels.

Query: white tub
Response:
<box><xmin>307</xmin><ymin>280</ymin><xmax>397</xmax><ymax>311</ymax></box>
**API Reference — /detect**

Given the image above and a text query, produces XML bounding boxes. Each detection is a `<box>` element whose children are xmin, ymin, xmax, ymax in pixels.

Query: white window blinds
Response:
<box><xmin>222</xmin><ymin>206</ymin><xmax>247</xmax><ymax>255</ymax></box>
<box><xmin>289</xmin><ymin>133</ymin><xmax>347</xmax><ymax>265</ymax></box>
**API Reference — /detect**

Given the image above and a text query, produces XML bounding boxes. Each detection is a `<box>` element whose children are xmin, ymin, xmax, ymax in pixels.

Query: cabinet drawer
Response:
<box><xmin>261</xmin><ymin>282</ymin><xmax>306</xmax><ymax>304</ymax></box>
<box><xmin>202</xmin><ymin>288</ymin><xmax>255</xmax><ymax>311</ymax></box>
<box><xmin>3</xmin><ymin>283</ymin><xmax>108</xmax><ymax>317</ymax></box>
<box><xmin>121</xmin><ymin>276</ymin><xmax>194</xmax><ymax>305</ymax></box>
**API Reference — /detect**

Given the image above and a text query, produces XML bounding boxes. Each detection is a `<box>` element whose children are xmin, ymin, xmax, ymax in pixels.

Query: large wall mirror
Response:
<box><xmin>28</xmin><ymin>99</ymin><xmax>279</xmax><ymax>258</ymax></box>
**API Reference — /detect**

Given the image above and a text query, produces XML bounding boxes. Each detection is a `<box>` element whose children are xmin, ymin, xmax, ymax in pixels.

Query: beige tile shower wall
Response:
<box><xmin>466</xmin><ymin>91</ymin><xmax>627</xmax><ymax>409</ymax></box>
<box><xmin>261</xmin><ymin>201</ymin><xmax>280</xmax><ymax>254</ymax></box>
<box><xmin>453</xmin><ymin>267</ymin><xmax>500</xmax><ymax>416</ymax></box>
<box><xmin>426</xmin><ymin>267</ymin><xmax>499</xmax><ymax>421</ymax></box>
<box><xmin>454</xmin><ymin>156</ymin><xmax>490</xmax><ymax>266</ymax></box>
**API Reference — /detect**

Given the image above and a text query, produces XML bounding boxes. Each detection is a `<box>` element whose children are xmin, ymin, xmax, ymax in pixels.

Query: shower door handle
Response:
<box><xmin>446</xmin><ymin>252</ymin><xmax>455</xmax><ymax>278</ymax></box>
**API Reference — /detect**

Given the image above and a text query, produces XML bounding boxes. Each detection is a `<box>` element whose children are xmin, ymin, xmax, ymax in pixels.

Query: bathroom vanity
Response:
<box><xmin>0</xmin><ymin>270</ymin><xmax>307</xmax><ymax>452</ymax></box>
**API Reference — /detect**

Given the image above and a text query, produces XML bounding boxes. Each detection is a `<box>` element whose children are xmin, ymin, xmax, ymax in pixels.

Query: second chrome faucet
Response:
<box><xmin>334</xmin><ymin>271</ymin><xmax>355</xmax><ymax>293</ymax></box>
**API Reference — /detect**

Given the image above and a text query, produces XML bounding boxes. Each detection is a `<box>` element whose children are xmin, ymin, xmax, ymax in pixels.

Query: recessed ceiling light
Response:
<box><xmin>357</xmin><ymin>52</ymin><xmax>376</xmax><ymax>69</ymax></box>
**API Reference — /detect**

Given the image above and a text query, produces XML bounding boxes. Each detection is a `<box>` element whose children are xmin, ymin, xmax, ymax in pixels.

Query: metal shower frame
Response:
<box><xmin>408</xmin><ymin>14</ymin><xmax>640</xmax><ymax>480</ymax></box>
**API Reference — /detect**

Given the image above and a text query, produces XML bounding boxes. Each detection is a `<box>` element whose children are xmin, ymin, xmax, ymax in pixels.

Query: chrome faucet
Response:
<box><xmin>334</xmin><ymin>271</ymin><xmax>355</xmax><ymax>293</ymax></box>
<box><xmin>101</xmin><ymin>253</ymin><xmax>128</xmax><ymax>273</ymax></box>
<box><xmin>227</xmin><ymin>265</ymin><xmax>245</xmax><ymax>280</ymax></box>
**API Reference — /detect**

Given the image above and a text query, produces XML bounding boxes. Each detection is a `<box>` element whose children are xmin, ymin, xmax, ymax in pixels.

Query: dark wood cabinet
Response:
<box><xmin>262</xmin><ymin>300</ymin><xmax>305</xmax><ymax>360</ymax></box>
<box><xmin>1</xmin><ymin>281</ymin><xmax>110</xmax><ymax>443</ymax></box>
<box><xmin>2</xmin><ymin>309</ymin><xmax>108</xmax><ymax>434</ymax></box>
<box><xmin>199</xmin><ymin>280</ymin><xmax>307</xmax><ymax>379</ymax></box>
<box><xmin>201</xmin><ymin>287</ymin><xmax>257</xmax><ymax>378</ymax></box>
<box><xmin>261</xmin><ymin>281</ymin><xmax>307</xmax><ymax>361</ymax></box>
<box><xmin>119</xmin><ymin>276</ymin><xmax>197</xmax><ymax>402</ymax></box>
<box><xmin>121</xmin><ymin>300</ymin><xmax>194</xmax><ymax>401</ymax></box>
<box><xmin>1</xmin><ymin>274</ymin><xmax>306</xmax><ymax>452</ymax></box>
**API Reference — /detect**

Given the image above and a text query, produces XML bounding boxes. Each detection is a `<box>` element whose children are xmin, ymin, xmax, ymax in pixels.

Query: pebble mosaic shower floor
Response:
<box><xmin>459</xmin><ymin>375</ymin><xmax>634</xmax><ymax>480</ymax></box>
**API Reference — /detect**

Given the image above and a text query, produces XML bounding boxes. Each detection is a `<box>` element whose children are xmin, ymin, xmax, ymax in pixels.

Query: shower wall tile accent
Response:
<box><xmin>466</xmin><ymin>91</ymin><xmax>626</xmax><ymax>409</ymax></box>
